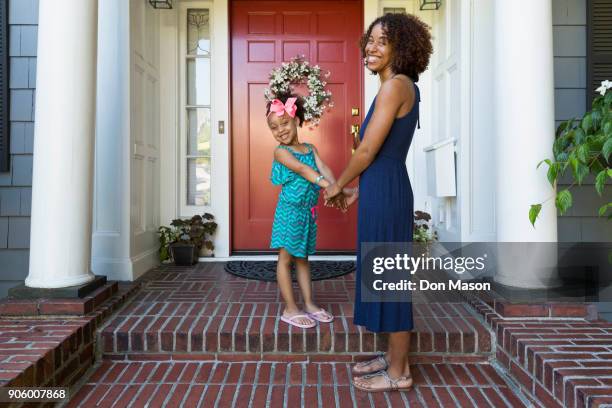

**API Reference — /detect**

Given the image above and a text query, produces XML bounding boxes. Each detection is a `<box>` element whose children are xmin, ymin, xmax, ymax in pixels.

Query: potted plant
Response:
<box><xmin>530</xmin><ymin>80</ymin><xmax>612</xmax><ymax>226</ymax></box>
<box><xmin>158</xmin><ymin>213</ymin><xmax>217</xmax><ymax>265</ymax></box>
<box><xmin>413</xmin><ymin>210</ymin><xmax>438</xmax><ymax>243</ymax></box>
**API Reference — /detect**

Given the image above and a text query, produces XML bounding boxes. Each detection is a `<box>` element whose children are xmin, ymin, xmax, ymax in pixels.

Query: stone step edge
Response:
<box><xmin>0</xmin><ymin>281</ymin><xmax>119</xmax><ymax>317</ymax></box>
<box><xmin>98</xmin><ymin>329</ymin><xmax>493</xmax><ymax>355</ymax></box>
<box><xmin>102</xmin><ymin>352</ymin><xmax>492</xmax><ymax>364</ymax></box>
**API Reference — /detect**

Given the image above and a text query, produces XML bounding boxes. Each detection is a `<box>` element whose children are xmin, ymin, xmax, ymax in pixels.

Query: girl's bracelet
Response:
<box><xmin>315</xmin><ymin>175</ymin><xmax>325</xmax><ymax>185</ymax></box>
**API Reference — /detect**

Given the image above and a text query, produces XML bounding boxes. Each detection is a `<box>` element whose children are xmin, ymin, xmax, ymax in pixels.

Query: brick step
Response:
<box><xmin>99</xmin><ymin>302</ymin><xmax>492</xmax><ymax>361</ymax></box>
<box><xmin>0</xmin><ymin>281</ymin><xmax>119</xmax><ymax>316</ymax></box>
<box><xmin>0</xmin><ymin>282</ymin><xmax>140</xmax><ymax>389</ymax></box>
<box><xmin>470</xmin><ymin>299</ymin><xmax>612</xmax><ymax>408</ymax></box>
<box><xmin>67</xmin><ymin>360</ymin><xmax>528</xmax><ymax>408</ymax></box>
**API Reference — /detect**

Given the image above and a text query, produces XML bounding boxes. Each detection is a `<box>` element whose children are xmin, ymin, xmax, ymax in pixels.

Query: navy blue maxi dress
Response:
<box><xmin>353</xmin><ymin>83</ymin><xmax>420</xmax><ymax>333</ymax></box>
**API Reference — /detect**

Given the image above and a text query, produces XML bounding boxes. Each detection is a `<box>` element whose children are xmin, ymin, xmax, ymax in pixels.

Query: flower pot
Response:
<box><xmin>199</xmin><ymin>245</ymin><xmax>215</xmax><ymax>258</ymax></box>
<box><xmin>170</xmin><ymin>243</ymin><xmax>199</xmax><ymax>266</ymax></box>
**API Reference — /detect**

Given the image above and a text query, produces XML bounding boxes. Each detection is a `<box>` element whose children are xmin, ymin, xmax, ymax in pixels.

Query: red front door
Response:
<box><xmin>231</xmin><ymin>0</ymin><xmax>362</xmax><ymax>253</ymax></box>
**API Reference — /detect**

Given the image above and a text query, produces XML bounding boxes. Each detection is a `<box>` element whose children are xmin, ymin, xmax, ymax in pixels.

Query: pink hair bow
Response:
<box><xmin>268</xmin><ymin>97</ymin><xmax>297</xmax><ymax>118</ymax></box>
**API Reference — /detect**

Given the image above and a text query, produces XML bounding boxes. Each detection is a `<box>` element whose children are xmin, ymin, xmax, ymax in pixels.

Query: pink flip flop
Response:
<box><xmin>280</xmin><ymin>313</ymin><xmax>316</xmax><ymax>329</ymax></box>
<box><xmin>307</xmin><ymin>309</ymin><xmax>334</xmax><ymax>323</ymax></box>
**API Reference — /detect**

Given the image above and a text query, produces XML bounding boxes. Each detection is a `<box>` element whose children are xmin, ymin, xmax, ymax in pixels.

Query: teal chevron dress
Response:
<box><xmin>270</xmin><ymin>143</ymin><xmax>321</xmax><ymax>258</ymax></box>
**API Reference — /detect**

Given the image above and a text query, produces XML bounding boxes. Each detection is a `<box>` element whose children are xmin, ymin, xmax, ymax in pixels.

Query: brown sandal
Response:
<box><xmin>352</xmin><ymin>370</ymin><xmax>413</xmax><ymax>393</ymax></box>
<box><xmin>351</xmin><ymin>354</ymin><xmax>389</xmax><ymax>375</ymax></box>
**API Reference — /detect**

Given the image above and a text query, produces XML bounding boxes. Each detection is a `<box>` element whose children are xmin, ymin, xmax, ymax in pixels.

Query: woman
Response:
<box><xmin>324</xmin><ymin>13</ymin><xmax>432</xmax><ymax>392</ymax></box>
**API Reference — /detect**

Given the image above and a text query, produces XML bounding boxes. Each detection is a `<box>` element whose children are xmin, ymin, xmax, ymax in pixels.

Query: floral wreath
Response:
<box><xmin>264</xmin><ymin>56</ymin><xmax>333</xmax><ymax>127</ymax></box>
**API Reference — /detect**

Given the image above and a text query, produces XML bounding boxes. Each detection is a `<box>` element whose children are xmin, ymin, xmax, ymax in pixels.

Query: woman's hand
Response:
<box><xmin>343</xmin><ymin>187</ymin><xmax>359</xmax><ymax>207</ymax></box>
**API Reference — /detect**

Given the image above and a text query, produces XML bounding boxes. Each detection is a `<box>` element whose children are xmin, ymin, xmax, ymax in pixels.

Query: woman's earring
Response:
<box><xmin>363</xmin><ymin>58</ymin><xmax>367</xmax><ymax>66</ymax></box>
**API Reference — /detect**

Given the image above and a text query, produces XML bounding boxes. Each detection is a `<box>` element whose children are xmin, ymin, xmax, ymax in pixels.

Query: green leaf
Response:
<box><xmin>574</xmin><ymin>128</ymin><xmax>586</xmax><ymax>144</ymax></box>
<box><xmin>591</xmin><ymin>110</ymin><xmax>602</xmax><ymax>129</ymax></box>
<box><xmin>569</xmin><ymin>153</ymin><xmax>579</xmax><ymax>174</ymax></box>
<box><xmin>605</xmin><ymin>90</ymin><xmax>612</xmax><ymax>105</ymax></box>
<box><xmin>603</xmin><ymin>138</ymin><xmax>612</xmax><ymax>162</ymax></box>
<box><xmin>595</xmin><ymin>170</ymin><xmax>607</xmax><ymax>195</ymax></box>
<box><xmin>576</xmin><ymin>144</ymin><xmax>590</xmax><ymax>163</ymax></box>
<box><xmin>537</xmin><ymin>159</ymin><xmax>552</xmax><ymax>169</ymax></box>
<box><xmin>529</xmin><ymin>204</ymin><xmax>542</xmax><ymax>227</ymax></box>
<box><xmin>555</xmin><ymin>122</ymin><xmax>568</xmax><ymax>138</ymax></box>
<box><xmin>588</xmin><ymin>137</ymin><xmax>604</xmax><ymax>154</ymax></box>
<box><xmin>555</xmin><ymin>189</ymin><xmax>573</xmax><ymax>215</ymax></box>
<box><xmin>604</xmin><ymin>121</ymin><xmax>612</xmax><ymax>137</ymax></box>
<box><xmin>608</xmin><ymin>169</ymin><xmax>612</xmax><ymax>178</ymax></box>
<box><xmin>581</xmin><ymin>113</ymin><xmax>593</xmax><ymax>133</ymax></box>
<box><xmin>553</xmin><ymin>138</ymin><xmax>564</xmax><ymax>157</ymax></box>
<box><xmin>598</xmin><ymin>203</ymin><xmax>609</xmax><ymax>217</ymax></box>
<box><xmin>556</xmin><ymin>152</ymin><xmax>569</xmax><ymax>164</ymax></box>
<box><xmin>591</xmin><ymin>159</ymin><xmax>605</xmax><ymax>174</ymax></box>
<box><xmin>574</xmin><ymin>162</ymin><xmax>589</xmax><ymax>185</ymax></box>
<box><xmin>547</xmin><ymin>163</ymin><xmax>558</xmax><ymax>186</ymax></box>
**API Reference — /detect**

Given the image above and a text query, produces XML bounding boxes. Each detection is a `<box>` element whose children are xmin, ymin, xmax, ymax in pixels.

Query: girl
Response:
<box><xmin>267</xmin><ymin>93</ymin><xmax>356</xmax><ymax>328</ymax></box>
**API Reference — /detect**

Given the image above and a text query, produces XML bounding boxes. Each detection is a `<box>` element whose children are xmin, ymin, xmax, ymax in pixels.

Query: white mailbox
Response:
<box><xmin>423</xmin><ymin>138</ymin><xmax>457</xmax><ymax>197</ymax></box>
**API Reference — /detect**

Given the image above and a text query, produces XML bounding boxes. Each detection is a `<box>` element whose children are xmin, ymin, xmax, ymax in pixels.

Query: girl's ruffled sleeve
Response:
<box><xmin>270</xmin><ymin>160</ymin><xmax>295</xmax><ymax>185</ymax></box>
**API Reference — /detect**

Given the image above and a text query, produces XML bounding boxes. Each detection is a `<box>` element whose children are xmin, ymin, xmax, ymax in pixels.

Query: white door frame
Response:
<box><xmin>159</xmin><ymin>0</ymin><xmax>231</xmax><ymax>257</ymax></box>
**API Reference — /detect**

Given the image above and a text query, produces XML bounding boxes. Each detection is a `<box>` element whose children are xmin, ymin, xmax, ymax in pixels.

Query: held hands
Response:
<box><xmin>324</xmin><ymin>183</ymin><xmax>359</xmax><ymax>212</ymax></box>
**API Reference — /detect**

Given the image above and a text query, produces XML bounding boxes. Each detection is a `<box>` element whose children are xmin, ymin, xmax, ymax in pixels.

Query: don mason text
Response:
<box><xmin>373</xmin><ymin>279</ymin><xmax>491</xmax><ymax>291</ymax></box>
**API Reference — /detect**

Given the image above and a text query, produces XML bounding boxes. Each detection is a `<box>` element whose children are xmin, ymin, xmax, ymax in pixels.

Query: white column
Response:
<box><xmin>493</xmin><ymin>0</ymin><xmax>559</xmax><ymax>288</ymax></box>
<box><xmin>25</xmin><ymin>0</ymin><xmax>98</xmax><ymax>288</ymax></box>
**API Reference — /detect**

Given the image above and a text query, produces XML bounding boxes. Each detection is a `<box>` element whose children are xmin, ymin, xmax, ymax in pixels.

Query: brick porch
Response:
<box><xmin>67</xmin><ymin>263</ymin><xmax>517</xmax><ymax>407</ymax></box>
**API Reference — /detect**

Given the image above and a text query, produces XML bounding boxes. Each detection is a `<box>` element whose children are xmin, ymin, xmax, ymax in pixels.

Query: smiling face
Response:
<box><xmin>267</xmin><ymin>112</ymin><xmax>299</xmax><ymax>145</ymax></box>
<box><xmin>364</xmin><ymin>23</ymin><xmax>394</xmax><ymax>74</ymax></box>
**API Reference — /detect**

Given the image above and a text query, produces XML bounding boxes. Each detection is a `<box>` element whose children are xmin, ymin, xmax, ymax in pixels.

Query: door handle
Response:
<box><xmin>350</xmin><ymin>124</ymin><xmax>360</xmax><ymax>153</ymax></box>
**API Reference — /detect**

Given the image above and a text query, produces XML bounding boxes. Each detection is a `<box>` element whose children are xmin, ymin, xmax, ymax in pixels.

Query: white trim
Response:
<box><xmin>178</xmin><ymin>1</ymin><xmax>215</xmax><ymax>217</ymax></box>
<box><xmin>91</xmin><ymin>257</ymin><xmax>133</xmax><ymax>282</ymax></box>
<box><xmin>458</xmin><ymin>0</ymin><xmax>474</xmax><ymax>241</ymax></box>
<box><xmin>132</xmin><ymin>247</ymin><xmax>161</xmax><ymax>280</ymax></box>
<box><xmin>92</xmin><ymin>0</ymin><xmax>132</xmax><ymax>281</ymax></box>
<box><xmin>461</xmin><ymin>0</ymin><xmax>496</xmax><ymax>241</ymax></box>
<box><xmin>160</xmin><ymin>0</ymin><xmax>230</xmax><ymax>257</ymax></box>
<box><xmin>159</xmin><ymin>6</ymin><xmax>180</xmax><ymax>229</ymax></box>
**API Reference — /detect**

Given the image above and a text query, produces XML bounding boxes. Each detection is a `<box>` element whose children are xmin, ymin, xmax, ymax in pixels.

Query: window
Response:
<box><xmin>383</xmin><ymin>7</ymin><xmax>406</xmax><ymax>14</ymax></box>
<box><xmin>587</xmin><ymin>0</ymin><xmax>612</xmax><ymax>104</ymax></box>
<box><xmin>0</xmin><ymin>0</ymin><xmax>9</xmax><ymax>172</ymax></box>
<box><xmin>185</xmin><ymin>9</ymin><xmax>211</xmax><ymax>207</ymax></box>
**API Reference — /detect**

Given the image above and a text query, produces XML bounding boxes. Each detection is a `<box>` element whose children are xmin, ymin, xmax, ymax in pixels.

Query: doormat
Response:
<box><xmin>224</xmin><ymin>261</ymin><xmax>355</xmax><ymax>282</ymax></box>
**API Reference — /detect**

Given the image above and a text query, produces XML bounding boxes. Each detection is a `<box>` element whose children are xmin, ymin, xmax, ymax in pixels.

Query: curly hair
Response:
<box><xmin>360</xmin><ymin>13</ymin><xmax>433</xmax><ymax>82</ymax></box>
<box><xmin>265</xmin><ymin>93</ymin><xmax>306</xmax><ymax>127</ymax></box>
